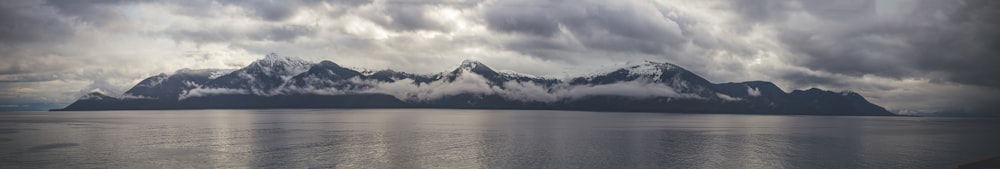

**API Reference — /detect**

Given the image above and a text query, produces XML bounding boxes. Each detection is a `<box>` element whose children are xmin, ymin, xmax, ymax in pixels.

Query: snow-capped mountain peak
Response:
<box><xmin>624</xmin><ymin>61</ymin><xmax>683</xmax><ymax>78</ymax></box>
<box><xmin>262</xmin><ymin>52</ymin><xmax>303</xmax><ymax>61</ymax></box>
<box><xmin>450</xmin><ymin>59</ymin><xmax>497</xmax><ymax>76</ymax></box>
<box><xmin>458</xmin><ymin>59</ymin><xmax>491</xmax><ymax>71</ymax></box>
<box><xmin>254</xmin><ymin>53</ymin><xmax>311</xmax><ymax>68</ymax></box>
<box><xmin>246</xmin><ymin>53</ymin><xmax>312</xmax><ymax>78</ymax></box>
<box><xmin>194</xmin><ymin>53</ymin><xmax>316</xmax><ymax>96</ymax></box>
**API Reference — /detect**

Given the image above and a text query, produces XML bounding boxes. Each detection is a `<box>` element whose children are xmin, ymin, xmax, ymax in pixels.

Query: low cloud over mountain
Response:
<box><xmin>58</xmin><ymin>54</ymin><xmax>894</xmax><ymax>116</ymax></box>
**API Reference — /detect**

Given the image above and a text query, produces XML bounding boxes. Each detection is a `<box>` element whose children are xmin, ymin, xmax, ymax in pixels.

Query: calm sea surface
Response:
<box><xmin>0</xmin><ymin>109</ymin><xmax>997</xmax><ymax>168</ymax></box>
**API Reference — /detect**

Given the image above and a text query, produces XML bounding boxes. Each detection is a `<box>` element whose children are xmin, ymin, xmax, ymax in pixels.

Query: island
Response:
<box><xmin>54</xmin><ymin>53</ymin><xmax>895</xmax><ymax>116</ymax></box>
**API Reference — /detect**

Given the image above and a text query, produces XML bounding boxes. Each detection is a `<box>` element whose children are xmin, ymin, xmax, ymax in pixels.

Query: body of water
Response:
<box><xmin>0</xmin><ymin>109</ymin><xmax>997</xmax><ymax>168</ymax></box>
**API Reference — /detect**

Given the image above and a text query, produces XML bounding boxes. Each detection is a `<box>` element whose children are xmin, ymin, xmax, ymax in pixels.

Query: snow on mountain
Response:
<box><xmin>446</xmin><ymin>60</ymin><xmax>499</xmax><ymax>81</ymax></box>
<box><xmin>201</xmin><ymin>53</ymin><xmax>313</xmax><ymax>96</ymax></box>
<box><xmin>120</xmin><ymin>55</ymin><xmax>737</xmax><ymax>103</ymax></box>
<box><xmin>105</xmin><ymin>53</ymin><xmax>828</xmax><ymax>103</ymax></box>
<box><xmin>136</xmin><ymin>73</ymin><xmax>169</xmax><ymax>88</ymax></box>
<box><xmin>459</xmin><ymin>59</ymin><xmax>484</xmax><ymax>70</ymax></box>
<box><xmin>624</xmin><ymin>60</ymin><xmax>681</xmax><ymax>80</ymax></box>
<box><xmin>141</xmin><ymin>56</ymin><xmax>726</xmax><ymax>102</ymax></box>
<box><xmin>247</xmin><ymin>53</ymin><xmax>313</xmax><ymax>80</ymax></box>
<box><xmin>58</xmin><ymin>53</ymin><xmax>897</xmax><ymax>116</ymax></box>
<box><xmin>570</xmin><ymin>60</ymin><xmax>722</xmax><ymax>100</ymax></box>
<box><xmin>498</xmin><ymin>70</ymin><xmax>539</xmax><ymax>79</ymax></box>
<box><xmin>124</xmin><ymin>68</ymin><xmax>236</xmax><ymax>100</ymax></box>
<box><xmin>208</xmin><ymin>70</ymin><xmax>234</xmax><ymax>79</ymax></box>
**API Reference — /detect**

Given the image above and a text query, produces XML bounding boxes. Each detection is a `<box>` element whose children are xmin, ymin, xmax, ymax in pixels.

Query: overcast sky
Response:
<box><xmin>1</xmin><ymin>0</ymin><xmax>998</xmax><ymax>114</ymax></box>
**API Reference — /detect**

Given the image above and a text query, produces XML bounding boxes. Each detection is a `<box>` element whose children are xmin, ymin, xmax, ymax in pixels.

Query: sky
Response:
<box><xmin>0</xmin><ymin>0</ymin><xmax>998</xmax><ymax>115</ymax></box>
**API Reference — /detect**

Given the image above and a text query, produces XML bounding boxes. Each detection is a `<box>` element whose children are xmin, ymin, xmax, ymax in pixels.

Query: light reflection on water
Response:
<box><xmin>0</xmin><ymin>109</ymin><xmax>998</xmax><ymax>168</ymax></box>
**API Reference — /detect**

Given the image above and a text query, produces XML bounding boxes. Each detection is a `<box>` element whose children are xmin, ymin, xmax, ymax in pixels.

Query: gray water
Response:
<box><xmin>0</xmin><ymin>109</ymin><xmax>997</xmax><ymax>168</ymax></box>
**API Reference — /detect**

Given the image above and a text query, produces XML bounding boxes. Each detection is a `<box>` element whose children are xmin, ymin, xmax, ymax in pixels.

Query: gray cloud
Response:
<box><xmin>0</xmin><ymin>1</ymin><xmax>73</xmax><ymax>44</ymax></box>
<box><xmin>170</xmin><ymin>0</ymin><xmax>366</xmax><ymax>22</ymax></box>
<box><xmin>358</xmin><ymin>0</ymin><xmax>482</xmax><ymax>32</ymax></box>
<box><xmin>729</xmin><ymin>0</ymin><xmax>794</xmax><ymax>24</ymax></box>
<box><xmin>374</xmin><ymin>2</ymin><xmax>449</xmax><ymax>32</ymax></box>
<box><xmin>737</xmin><ymin>0</ymin><xmax>1000</xmax><ymax>88</ymax></box>
<box><xmin>0</xmin><ymin>73</ymin><xmax>61</xmax><ymax>83</ymax></box>
<box><xmin>44</xmin><ymin>0</ymin><xmax>130</xmax><ymax>26</ymax></box>
<box><xmin>166</xmin><ymin>24</ymin><xmax>317</xmax><ymax>44</ymax></box>
<box><xmin>483</xmin><ymin>2</ymin><xmax>559</xmax><ymax>37</ymax></box>
<box><xmin>484</xmin><ymin>0</ymin><xmax>690</xmax><ymax>58</ymax></box>
<box><xmin>779</xmin><ymin>71</ymin><xmax>848</xmax><ymax>88</ymax></box>
<box><xmin>777</xmin><ymin>25</ymin><xmax>918</xmax><ymax>78</ymax></box>
<box><xmin>226</xmin><ymin>0</ymin><xmax>299</xmax><ymax>21</ymax></box>
<box><xmin>800</xmin><ymin>0</ymin><xmax>876</xmax><ymax>21</ymax></box>
<box><xmin>910</xmin><ymin>0</ymin><xmax>1000</xmax><ymax>87</ymax></box>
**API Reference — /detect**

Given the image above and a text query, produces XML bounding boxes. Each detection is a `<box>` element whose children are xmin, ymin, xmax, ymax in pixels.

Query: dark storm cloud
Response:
<box><xmin>187</xmin><ymin>0</ymin><xmax>372</xmax><ymax>22</ymax></box>
<box><xmin>483</xmin><ymin>3</ymin><xmax>560</xmax><ymax>37</ymax></box>
<box><xmin>909</xmin><ymin>0</ymin><xmax>1000</xmax><ymax>87</ymax></box>
<box><xmin>778</xmin><ymin>71</ymin><xmax>848</xmax><ymax>89</ymax></box>
<box><xmin>374</xmin><ymin>4</ymin><xmax>449</xmax><ymax>32</ymax></box>
<box><xmin>731</xmin><ymin>0</ymin><xmax>875</xmax><ymax>23</ymax></box>
<box><xmin>217</xmin><ymin>0</ymin><xmax>300</xmax><ymax>21</ymax></box>
<box><xmin>799</xmin><ymin>0</ymin><xmax>876</xmax><ymax>21</ymax></box>
<box><xmin>45</xmin><ymin>0</ymin><xmax>370</xmax><ymax>23</ymax></box>
<box><xmin>777</xmin><ymin>25</ymin><xmax>917</xmax><ymax>78</ymax></box>
<box><xmin>498</xmin><ymin>37</ymin><xmax>584</xmax><ymax>63</ymax></box>
<box><xmin>37</xmin><ymin>0</ymin><xmax>324</xmax><ymax>45</ymax></box>
<box><xmin>484</xmin><ymin>0</ymin><xmax>693</xmax><ymax>60</ymax></box>
<box><xmin>733</xmin><ymin>0</ymin><xmax>1000</xmax><ymax>88</ymax></box>
<box><xmin>44</xmin><ymin>0</ymin><xmax>131</xmax><ymax>26</ymax></box>
<box><xmin>325</xmin><ymin>0</ymin><xmax>373</xmax><ymax>6</ymax></box>
<box><xmin>360</xmin><ymin>0</ymin><xmax>482</xmax><ymax>32</ymax></box>
<box><xmin>729</xmin><ymin>0</ymin><xmax>793</xmax><ymax>23</ymax></box>
<box><xmin>162</xmin><ymin>0</ymin><xmax>359</xmax><ymax>19</ymax></box>
<box><xmin>0</xmin><ymin>1</ymin><xmax>73</xmax><ymax>44</ymax></box>
<box><xmin>167</xmin><ymin>25</ymin><xmax>317</xmax><ymax>44</ymax></box>
<box><xmin>0</xmin><ymin>74</ymin><xmax>60</xmax><ymax>83</ymax></box>
<box><xmin>255</xmin><ymin>25</ymin><xmax>316</xmax><ymax>42</ymax></box>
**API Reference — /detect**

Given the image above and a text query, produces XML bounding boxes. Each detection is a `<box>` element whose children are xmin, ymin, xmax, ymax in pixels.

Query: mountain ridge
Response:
<box><xmin>54</xmin><ymin>53</ymin><xmax>897</xmax><ymax>116</ymax></box>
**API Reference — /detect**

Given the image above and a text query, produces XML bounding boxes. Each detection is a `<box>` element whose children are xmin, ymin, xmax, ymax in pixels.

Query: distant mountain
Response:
<box><xmin>54</xmin><ymin>53</ymin><xmax>896</xmax><ymax>116</ymax></box>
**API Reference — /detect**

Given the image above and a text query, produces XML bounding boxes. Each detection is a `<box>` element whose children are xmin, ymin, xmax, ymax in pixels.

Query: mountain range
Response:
<box><xmin>54</xmin><ymin>53</ymin><xmax>896</xmax><ymax>116</ymax></box>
